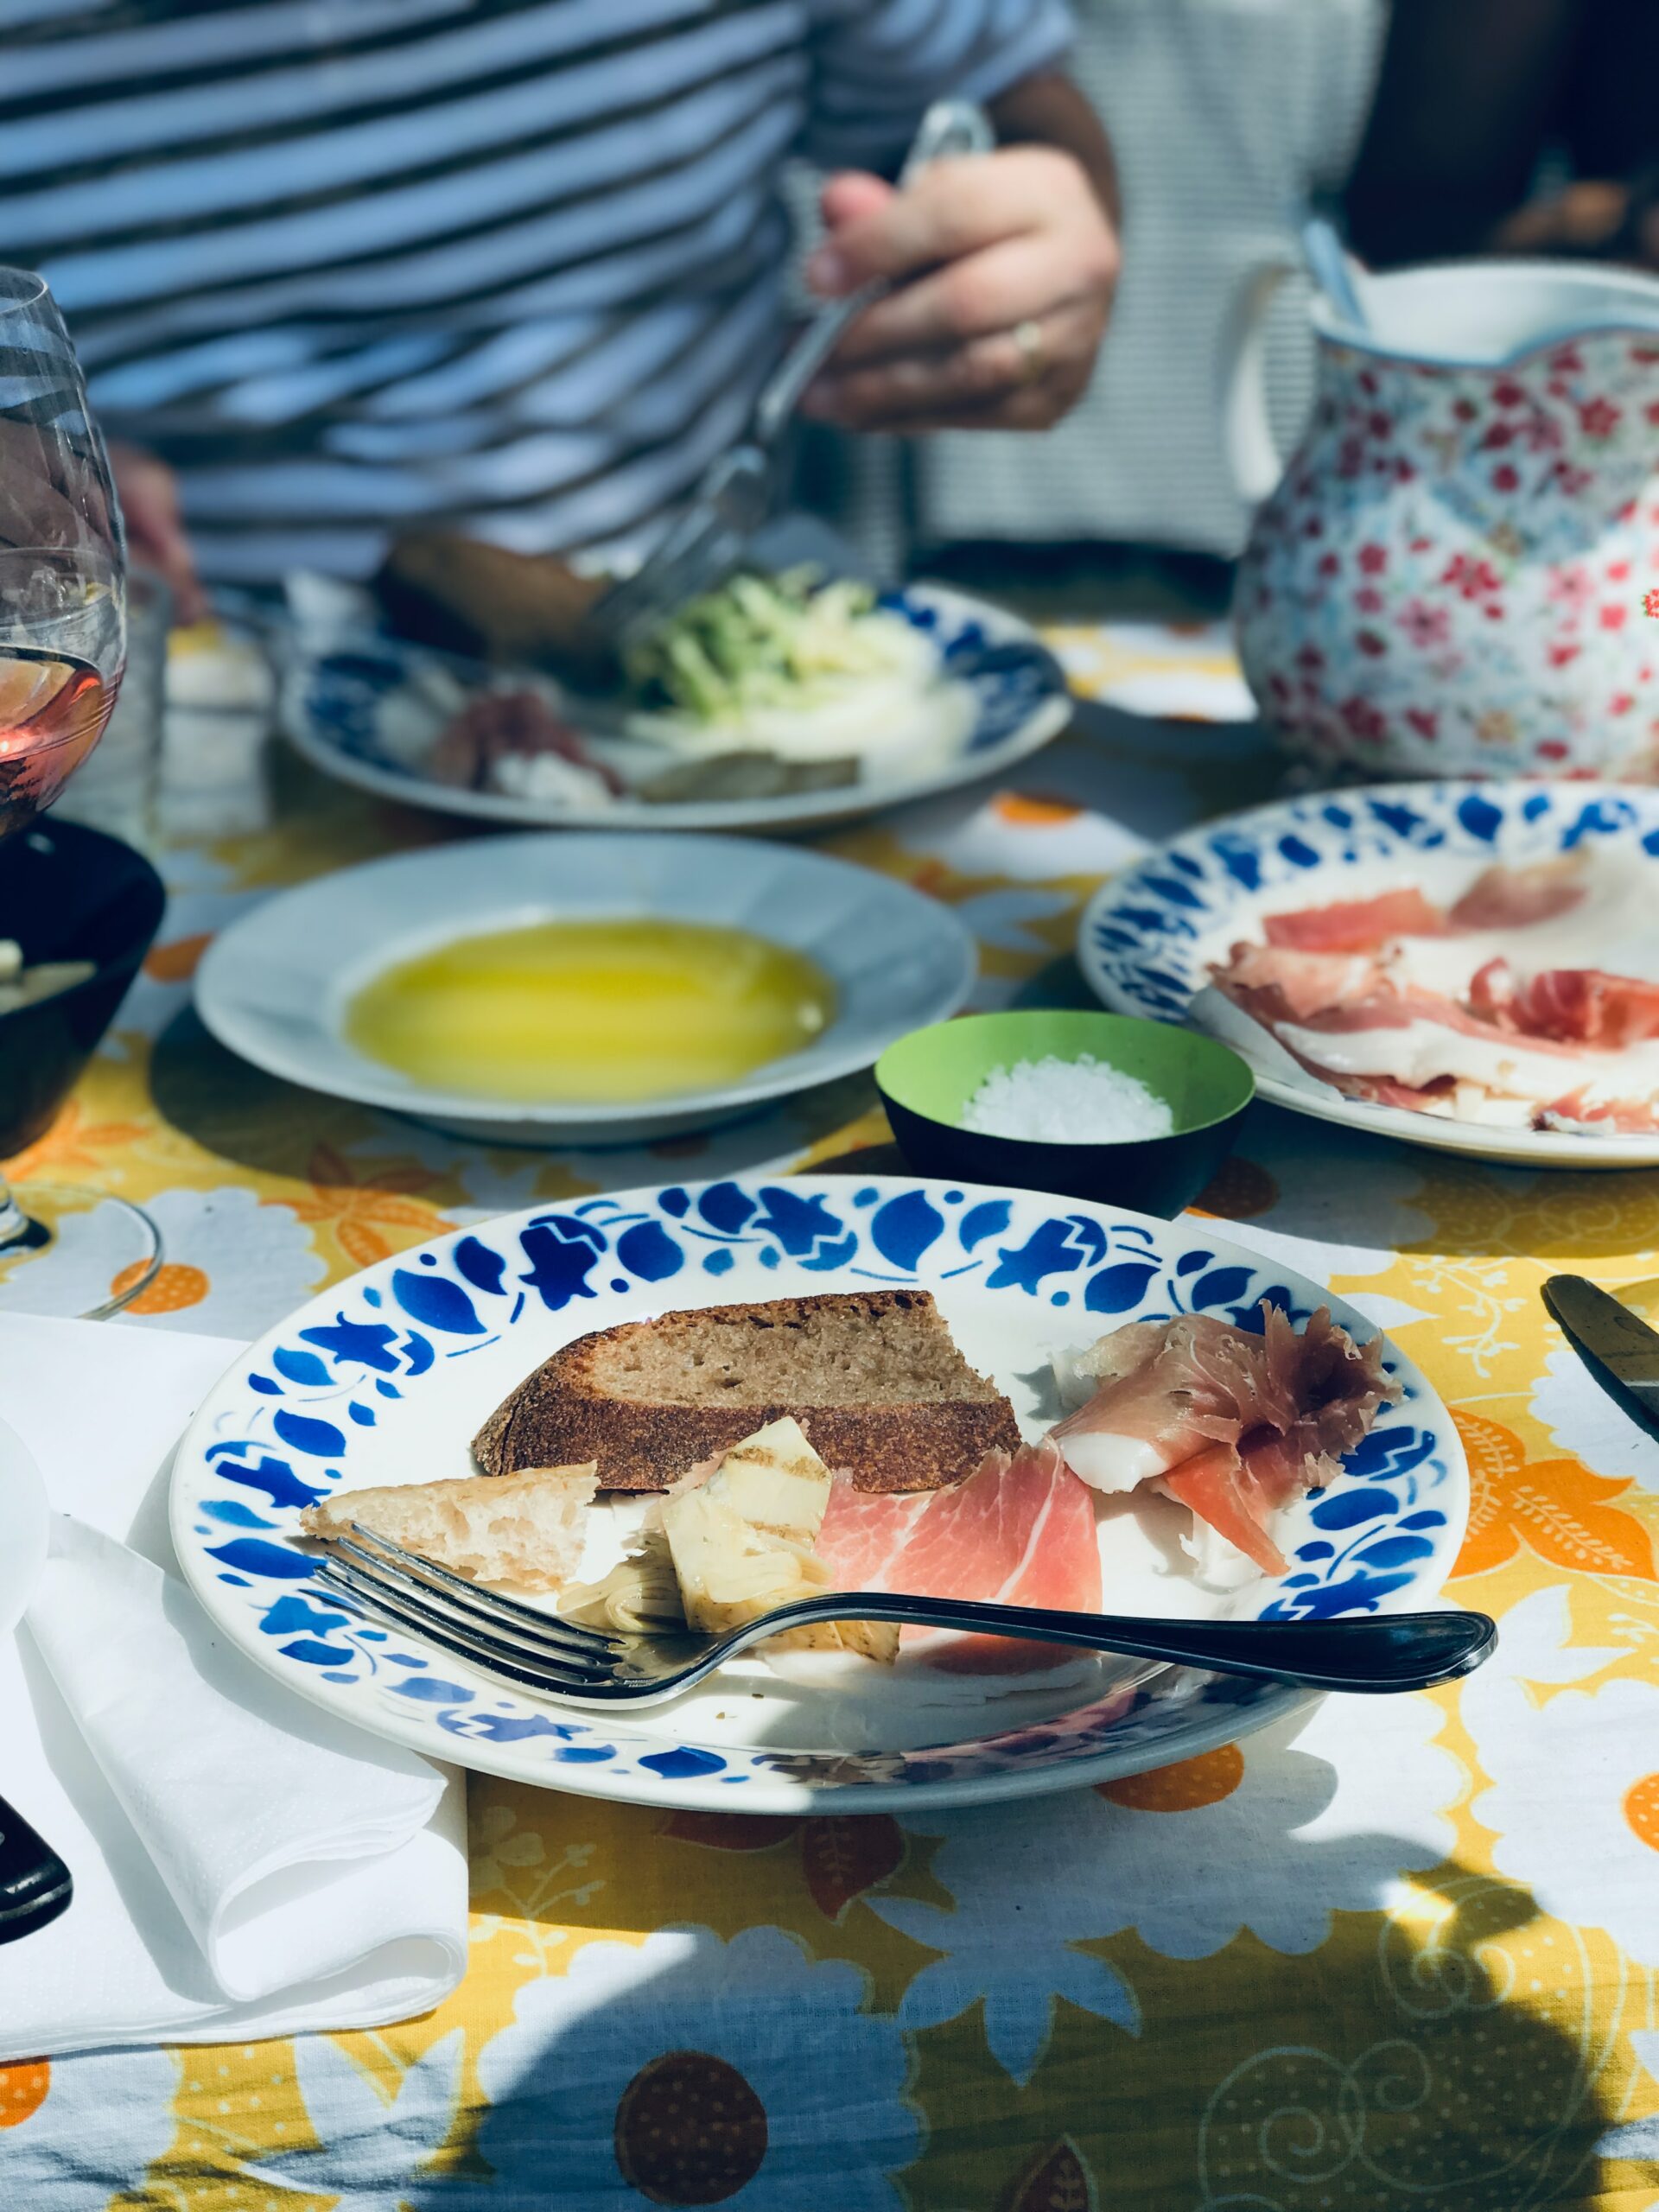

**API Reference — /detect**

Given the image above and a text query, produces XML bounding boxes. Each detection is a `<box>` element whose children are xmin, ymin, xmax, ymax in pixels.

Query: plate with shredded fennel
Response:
<box><xmin>279</xmin><ymin>569</ymin><xmax>1074</xmax><ymax>835</ymax></box>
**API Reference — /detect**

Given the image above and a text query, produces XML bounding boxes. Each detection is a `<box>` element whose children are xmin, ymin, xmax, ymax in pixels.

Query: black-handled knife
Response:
<box><xmin>0</xmin><ymin>1790</ymin><xmax>72</xmax><ymax>1945</ymax></box>
<box><xmin>1541</xmin><ymin>1274</ymin><xmax>1659</xmax><ymax>1445</ymax></box>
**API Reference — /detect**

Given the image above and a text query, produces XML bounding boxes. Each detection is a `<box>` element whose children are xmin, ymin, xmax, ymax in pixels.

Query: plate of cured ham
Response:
<box><xmin>1080</xmin><ymin>779</ymin><xmax>1659</xmax><ymax>1166</ymax></box>
<box><xmin>168</xmin><ymin>1174</ymin><xmax>1466</xmax><ymax>1812</ymax></box>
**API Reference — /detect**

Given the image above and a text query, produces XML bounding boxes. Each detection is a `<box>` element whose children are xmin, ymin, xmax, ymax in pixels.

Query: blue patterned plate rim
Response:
<box><xmin>168</xmin><ymin>1174</ymin><xmax>1468</xmax><ymax>1815</ymax></box>
<box><xmin>1078</xmin><ymin>778</ymin><xmax>1659</xmax><ymax>1169</ymax></box>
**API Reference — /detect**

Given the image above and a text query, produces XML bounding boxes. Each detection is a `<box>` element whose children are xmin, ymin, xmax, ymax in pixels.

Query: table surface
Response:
<box><xmin>3</xmin><ymin>620</ymin><xmax>1658</xmax><ymax>2212</ymax></box>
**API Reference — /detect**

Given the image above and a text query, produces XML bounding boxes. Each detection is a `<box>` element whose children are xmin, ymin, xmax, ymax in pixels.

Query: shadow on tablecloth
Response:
<box><xmin>449</xmin><ymin>1710</ymin><xmax>1614</xmax><ymax>2212</ymax></box>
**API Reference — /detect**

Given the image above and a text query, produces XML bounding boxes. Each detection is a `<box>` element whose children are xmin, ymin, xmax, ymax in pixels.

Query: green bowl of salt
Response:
<box><xmin>876</xmin><ymin>1010</ymin><xmax>1254</xmax><ymax>1218</ymax></box>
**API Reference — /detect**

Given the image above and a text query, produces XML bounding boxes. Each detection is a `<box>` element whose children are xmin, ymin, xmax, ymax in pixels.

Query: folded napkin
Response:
<box><xmin>0</xmin><ymin>1314</ymin><xmax>468</xmax><ymax>2059</ymax></box>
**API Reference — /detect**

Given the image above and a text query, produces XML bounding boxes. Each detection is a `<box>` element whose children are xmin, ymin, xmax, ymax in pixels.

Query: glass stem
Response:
<box><xmin>0</xmin><ymin>1173</ymin><xmax>26</xmax><ymax>1249</ymax></box>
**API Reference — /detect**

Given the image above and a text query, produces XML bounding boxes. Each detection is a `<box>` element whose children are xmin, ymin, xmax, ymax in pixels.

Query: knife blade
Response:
<box><xmin>1541</xmin><ymin>1274</ymin><xmax>1659</xmax><ymax>1443</ymax></box>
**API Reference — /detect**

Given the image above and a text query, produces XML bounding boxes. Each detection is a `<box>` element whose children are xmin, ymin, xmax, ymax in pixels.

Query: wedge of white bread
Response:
<box><xmin>473</xmin><ymin>1289</ymin><xmax>1020</xmax><ymax>1493</ymax></box>
<box><xmin>300</xmin><ymin>1421</ymin><xmax>896</xmax><ymax>1662</ymax></box>
<box><xmin>656</xmin><ymin>1418</ymin><xmax>896</xmax><ymax>1662</ymax></box>
<box><xmin>300</xmin><ymin>1462</ymin><xmax>597</xmax><ymax>1592</ymax></box>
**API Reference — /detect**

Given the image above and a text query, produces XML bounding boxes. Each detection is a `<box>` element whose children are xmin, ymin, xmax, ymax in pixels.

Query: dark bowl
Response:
<box><xmin>877</xmin><ymin>1010</ymin><xmax>1254</xmax><ymax>1218</ymax></box>
<box><xmin>0</xmin><ymin>820</ymin><xmax>166</xmax><ymax>1157</ymax></box>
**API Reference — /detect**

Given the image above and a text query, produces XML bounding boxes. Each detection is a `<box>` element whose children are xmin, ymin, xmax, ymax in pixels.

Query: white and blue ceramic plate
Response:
<box><xmin>1080</xmin><ymin>779</ymin><xmax>1659</xmax><ymax>1168</ymax></box>
<box><xmin>194</xmin><ymin>832</ymin><xmax>976</xmax><ymax>1146</ymax></box>
<box><xmin>281</xmin><ymin>582</ymin><xmax>1073</xmax><ymax>836</ymax></box>
<box><xmin>169</xmin><ymin>1176</ymin><xmax>1468</xmax><ymax>1815</ymax></box>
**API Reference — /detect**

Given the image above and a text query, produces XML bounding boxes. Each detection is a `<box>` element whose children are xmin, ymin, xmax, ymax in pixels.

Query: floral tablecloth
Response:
<box><xmin>3</xmin><ymin>622</ymin><xmax>1658</xmax><ymax>2212</ymax></box>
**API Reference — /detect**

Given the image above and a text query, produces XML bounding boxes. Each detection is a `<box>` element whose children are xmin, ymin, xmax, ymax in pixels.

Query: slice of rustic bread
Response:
<box><xmin>473</xmin><ymin>1290</ymin><xmax>1020</xmax><ymax>1494</ymax></box>
<box><xmin>301</xmin><ymin>1463</ymin><xmax>597</xmax><ymax>1591</ymax></box>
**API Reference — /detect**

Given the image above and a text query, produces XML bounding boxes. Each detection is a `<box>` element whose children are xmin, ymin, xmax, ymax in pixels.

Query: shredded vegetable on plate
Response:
<box><xmin>626</xmin><ymin>570</ymin><xmax>930</xmax><ymax>723</ymax></box>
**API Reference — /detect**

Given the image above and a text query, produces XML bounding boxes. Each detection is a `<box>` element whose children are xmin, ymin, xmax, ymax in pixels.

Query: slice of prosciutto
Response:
<box><xmin>1470</xmin><ymin>961</ymin><xmax>1659</xmax><ymax>1050</ymax></box>
<box><xmin>1447</xmin><ymin>858</ymin><xmax>1588</xmax><ymax>931</ymax></box>
<box><xmin>1205</xmin><ymin>849</ymin><xmax>1659</xmax><ymax>1135</ymax></box>
<box><xmin>1254</xmin><ymin>862</ymin><xmax>1585</xmax><ymax>954</ymax></box>
<box><xmin>1541</xmin><ymin>1090</ymin><xmax>1659</xmax><ymax>1135</ymax></box>
<box><xmin>1213</xmin><ymin>942</ymin><xmax>1392</xmax><ymax>1021</ymax></box>
<box><xmin>1051</xmin><ymin>1306</ymin><xmax>1398</xmax><ymax>1575</ymax></box>
<box><xmin>816</xmin><ymin>1439</ymin><xmax>1102</xmax><ymax>1673</ymax></box>
<box><xmin>1261</xmin><ymin>887</ymin><xmax>1448</xmax><ymax>953</ymax></box>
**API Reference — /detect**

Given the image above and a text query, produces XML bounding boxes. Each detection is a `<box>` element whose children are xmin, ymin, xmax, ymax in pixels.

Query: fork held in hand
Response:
<box><xmin>314</xmin><ymin>1526</ymin><xmax>1497</xmax><ymax>1708</ymax></box>
<box><xmin>586</xmin><ymin>97</ymin><xmax>996</xmax><ymax>649</ymax></box>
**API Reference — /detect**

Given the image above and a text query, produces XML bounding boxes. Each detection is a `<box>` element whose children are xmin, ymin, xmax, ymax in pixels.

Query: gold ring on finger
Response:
<box><xmin>1012</xmin><ymin>318</ymin><xmax>1046</xmax><ymax>385</ymax></box>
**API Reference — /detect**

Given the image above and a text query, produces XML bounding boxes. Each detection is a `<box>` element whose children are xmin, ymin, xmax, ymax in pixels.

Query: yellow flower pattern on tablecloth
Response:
<box><xmin>3</xmin><ymin>1097</ymin><xmax>151</xmax><ymax>1185</ymax></box>
<box><xmin>283</xmin><ymin>1140</ymin><xmax>454</xmax><ymax>1272</ymax></box>
<box><xmin>1452</xmin><ymin>1410</ymin><xmax>1657</xmax><ymax>1582</ymax></box>
<box><xmin>6</xmin><ymin>662</ymin><xmax>1659</xmax><ymax>2210</ymax></box>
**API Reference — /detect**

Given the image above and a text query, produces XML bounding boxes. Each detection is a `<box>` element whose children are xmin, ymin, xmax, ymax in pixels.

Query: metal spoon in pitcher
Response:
<box><xmin>1300</xmin><ymin>217</ymin><xmax>1371</xmax><ymax>335</ymax></box>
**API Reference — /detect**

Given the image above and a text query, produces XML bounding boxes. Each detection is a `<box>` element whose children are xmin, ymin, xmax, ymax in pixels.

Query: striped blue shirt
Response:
<box><xmin>1</xmin><ymin>0</ymin><xmax>1071</xmax><ymax>581</ymax></box>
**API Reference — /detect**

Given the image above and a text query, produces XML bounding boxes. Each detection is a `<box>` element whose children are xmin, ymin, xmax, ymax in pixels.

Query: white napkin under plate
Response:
<box><xmin>0</xmin><ymin>1314</ymin><xmax>468</xmax><ymax>2059</ymax></box>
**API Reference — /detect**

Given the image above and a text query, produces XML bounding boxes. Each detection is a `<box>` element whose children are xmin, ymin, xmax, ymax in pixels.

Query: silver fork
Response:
<box><xmin>312</xmin><ymin>1526</ymin><xmax>1496</xmax><ymax>1707</ymax></box>
<box><xmin>585</xmin><ymin>98</ymin><xmax>995</xmax><ymax>653</ymax></box>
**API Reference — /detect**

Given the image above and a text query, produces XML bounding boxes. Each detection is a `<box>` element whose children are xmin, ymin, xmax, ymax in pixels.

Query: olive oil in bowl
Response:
<box><xmin>346</xmin><ymin>917</ymin><xmax>836</xmax><ymax>1104</ymax></box>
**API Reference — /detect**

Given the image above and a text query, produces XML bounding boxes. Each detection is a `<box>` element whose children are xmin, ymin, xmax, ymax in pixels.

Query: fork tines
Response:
<box><xmin>311</xmin><ymin>1523</ymin><xmax>624</xmax><ymax>1696</ymax></box>
<box><xmin>588</xmin><ymin>512</ymin><xmax>738</xmax><ymax>649</ymax></box>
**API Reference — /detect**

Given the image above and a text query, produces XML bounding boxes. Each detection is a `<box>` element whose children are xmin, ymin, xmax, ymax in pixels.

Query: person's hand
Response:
<box><xmin>799</xmin><ymin>149</ymin><xmax>1118</xmax><ymax>434</ymax></box>
<box><xmin>1491</xmin><ymin>176</ymin><xmax>1659</xmax><ymax>272</ymax></box>
<box><xmin>107</xmin><ymin>441</ymin><xmax>207</xmax><ymax>621</ymax></box>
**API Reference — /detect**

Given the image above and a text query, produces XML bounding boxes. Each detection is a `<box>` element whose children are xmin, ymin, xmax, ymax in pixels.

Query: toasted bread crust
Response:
<box><xmin>473</xmin><ymin>1292</ymin><xmax>1020</xmax><ymax>1495</ymax></box>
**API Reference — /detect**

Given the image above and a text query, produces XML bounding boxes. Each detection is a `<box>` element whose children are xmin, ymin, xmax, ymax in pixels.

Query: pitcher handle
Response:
<box><xmin>1217</xmin><ymin>253</ymin><xmax>1298</xmax><ymax>508</ymax></box>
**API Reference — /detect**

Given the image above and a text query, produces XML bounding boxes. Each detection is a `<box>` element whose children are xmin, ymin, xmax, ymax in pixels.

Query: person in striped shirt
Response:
<box><xmin>1</xmin><ymin>2</ymin><xmax>1120</xmax><ymax>617</ymax></box>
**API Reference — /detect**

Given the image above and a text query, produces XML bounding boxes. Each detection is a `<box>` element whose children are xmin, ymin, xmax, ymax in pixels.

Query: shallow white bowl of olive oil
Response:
<box><xmin>194</xmin><ymin>832</ymin><xmax>976</xmax><ymax>1144</ymax></box>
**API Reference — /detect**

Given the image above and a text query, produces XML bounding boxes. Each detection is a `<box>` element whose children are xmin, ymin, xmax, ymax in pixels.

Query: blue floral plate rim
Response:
<box><xmin>168</xmin><ymin>1173</ymin><xmax>1468</xmax><ymax>1815</ymax></box>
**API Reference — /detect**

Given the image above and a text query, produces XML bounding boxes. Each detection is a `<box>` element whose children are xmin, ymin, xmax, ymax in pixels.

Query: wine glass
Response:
<box><xmin>0</xmin><ymin>268</ymin><xmax>161</xmax><ymax>1316</ymax></box>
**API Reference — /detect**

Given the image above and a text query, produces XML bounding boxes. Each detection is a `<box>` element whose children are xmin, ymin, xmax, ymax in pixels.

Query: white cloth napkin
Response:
<box><xmin>0</xmin><ymin>1314</ymin><xmax>468</xmax><ymax>2058</ymax></box>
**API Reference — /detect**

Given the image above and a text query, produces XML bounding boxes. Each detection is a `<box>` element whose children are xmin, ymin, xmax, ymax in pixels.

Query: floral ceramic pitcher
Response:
<box><xmin>1233</xmin><ymin>261</ymin><xmax>1659</xmax><ymax>778</ymax></box>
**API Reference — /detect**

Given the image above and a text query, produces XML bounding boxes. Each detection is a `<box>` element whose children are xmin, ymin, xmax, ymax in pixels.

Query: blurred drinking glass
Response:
<box><xmin>0</xmin><ymin>270</ymin><xmax>124</xmax><ymax>834</ymax></box>
<box><xmin>49</xmin><ymin>566</ymin><xmax>169</xmax><ymax>852</ymax></box>
<box><xmin>0</xmin><ymin>268</ymin><xmax>162</xmax><ymax>1313</ymax></box>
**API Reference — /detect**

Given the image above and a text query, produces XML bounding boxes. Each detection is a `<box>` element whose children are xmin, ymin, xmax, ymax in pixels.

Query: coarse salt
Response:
<box><xmin>958</xmin><ymin>1055</ymin><xmax>1174</xmax><ymax>1144</ymax></box>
